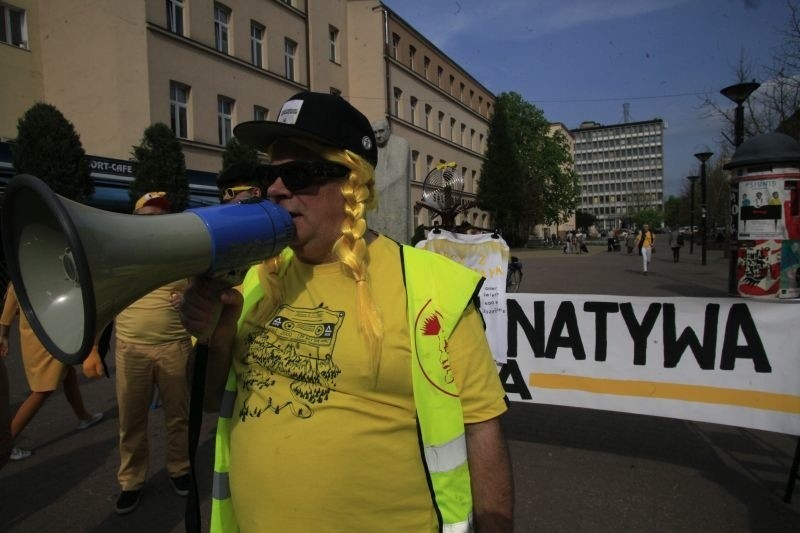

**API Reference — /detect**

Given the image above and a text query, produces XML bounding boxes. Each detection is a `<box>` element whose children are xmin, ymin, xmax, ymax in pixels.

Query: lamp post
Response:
<box><xmin>687</xmin><ymin>175</ymin><xmax>699</xmax><ymax>255</ymax></box>
<box><xmin>720</xmin><ymin>81</ymin><xmax>761</xmax><ymax>294</ymax></box>
<box><xmin>721</xmin><ymin>81</ymin><xmax>761</xmax><ymax>147</ymax></box>
<box><xmin>694</xmin><ymin>151</ymin><xmax>713</xmax><ymax>266</ymax></box>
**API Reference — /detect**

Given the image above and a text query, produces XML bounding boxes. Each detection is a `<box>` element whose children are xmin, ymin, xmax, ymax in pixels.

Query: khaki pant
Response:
<box><xmin>115</xmin><ymin>337</ymin><xmax>193</xmax><ymax>490</ymax></box>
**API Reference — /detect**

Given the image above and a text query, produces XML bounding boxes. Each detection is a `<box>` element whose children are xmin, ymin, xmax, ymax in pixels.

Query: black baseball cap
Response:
<box><xmin>216</xmin><ymin>161</ymin><xmax>260</xmax><ymax>188</ymax></box>
<box><xmin>234</xmin><ymin>92</ymin><xmax>378</xmax><ymax>166</ymax></box>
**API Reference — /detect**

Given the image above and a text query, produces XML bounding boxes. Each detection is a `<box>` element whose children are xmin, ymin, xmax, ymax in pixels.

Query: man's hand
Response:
<box><xmin>179</xmin><ymin>277</ymin><xmax>243</xmax><ymax>411</ymax></box>
<box><xmin>82</xmin><ymin>347</ymin><xmax>105</xmax><ymax>379</ymax></box>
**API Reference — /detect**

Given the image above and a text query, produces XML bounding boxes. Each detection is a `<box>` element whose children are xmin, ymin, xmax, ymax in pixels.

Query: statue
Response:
<box><xmin>367</xmin><ymin>118</ymin><xmax>412</xmax><ymax>243</ymax></box>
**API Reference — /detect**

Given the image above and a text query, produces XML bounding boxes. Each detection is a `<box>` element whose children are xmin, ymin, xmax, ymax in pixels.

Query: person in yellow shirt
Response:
<box><xmin>0</xmin><ymin>283</ymin><xmax>103</xmax><ymax>462</ymax></box>
<box><xmin>216</xmin><ymin>161</ymin><xmax>263</xmax><ymax>204</ymax></box>
<box><xmin>180</xmin><ymin>92</ymin><xmax>513</xmax><ymax>532</ymax></box>
<box><xmin>634</xmin><ymin>224</ymin><xmax>655</xmax><ymax>274</ymax></box>
<box><xmin>112</xmin><ymin>192</ymin><xmax>193</xmax><ymax>515</ymax></box>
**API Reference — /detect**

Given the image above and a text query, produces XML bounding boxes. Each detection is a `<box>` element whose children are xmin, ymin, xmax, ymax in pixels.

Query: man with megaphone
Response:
<box><xmin>179</xmin><ymin>92</ymin><xmax>514</xmax><ymax>532</ymax></box>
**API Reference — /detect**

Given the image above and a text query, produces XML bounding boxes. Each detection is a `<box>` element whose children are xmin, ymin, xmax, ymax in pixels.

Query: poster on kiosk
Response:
<box><xmin>736</xmin><ymin>177</ymin><xmax>800</xmax><ymax>298</ymax></box>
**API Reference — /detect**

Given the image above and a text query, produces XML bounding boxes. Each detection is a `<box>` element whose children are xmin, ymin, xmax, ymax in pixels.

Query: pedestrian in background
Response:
<box><xmin>634</xmin><ymin>224</ymin><xmax>655</xmax><ymax>275</ymax></box>
<box><xmin>217</xmin><ymin>161</ymin><xmax>263</xmax><ymax>204</ymax></box>
<box><xmin>669</xmin><ymin>228</ymin><xmax>683</xmax><ymax>263</ymax></box>
<box><xmin>0</xmin><ymin>283</ymin><xmax>103</xmax><ymax>462</ymax></box>
<box><xmin>109</xmin><ymin>192</ymin><xmax>193</xmax><ymax>515</ymax></box>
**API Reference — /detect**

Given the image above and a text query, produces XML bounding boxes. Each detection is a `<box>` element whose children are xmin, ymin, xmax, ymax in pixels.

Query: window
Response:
<box><xmin>214</xmin><ymin>4</ymin><xmax>230</xmax><ymax>53</ymax></box>
<box><xmin>450</xmin><ymin>118</ymin><xmax>456</xmax><ymax>140</ymax></box>
<box><xmin>411</xmin><ymin>150</ymin><xmax>419</xmax><ymax>181</ymax></box>
<box><xmin>437</xmin><ymin>111</ymin><xmax>444</xmax><ymax>136</ymax></box>
<box><xmin>391</xmin><ymin>33</ymin><xmax>400</xmax><ymax>59</ymax></box>
<box><xmin>423</xmin><ymin>56</ymin><xmax>430</xmax><ymax>79</ymax></box>
<box><xmin>460</xmin><ymin>124</ymin><xmax>466</xmax><ymax>145</ymax></box>
<box><xmin>328</xmin><ymin>25</ymin><xmax>339</xmax><ymax>63</ymax></box>
<box><xmin>251</xmin><ymin>23</ymin><xmax>265</xmax><ymax>67</ymax></box>
<box><xmin>218</xmin><ymin>96</ymin><xmax>234</xmax><ymax>145</ymax></box>
<box><xmin>459</xmin><ymin>83</ymin><xmax>465</xmax><ymax>102</ymax></box>
<box><xmin>409</xmin><ymin>45</ymin><xmax>416</xmax><ymax>70</ymax></box>
<box><xmin>409</xmin><ymin>96</ymin><xmax>418</xmax><ymax>124</ymax></box>
<box><xmin>426</xmin><ymin>155</ymin><xmax>434</xmax><ymax>171</ymax></box>
<box><xmin>470</xmin><ymin>128</ymin><xmax>475</xmax><ymax>150</ymax></box>
<box><xmin>424</xmin><ymin>104</ymin><xmax>432</xmax><ymax>130</ymax></box>
<box><xmin>437</xmin><ymin>66</ymin><xmax>443</xmax><ymax>88</ymax></box>
<box><xmin>392</xmin><ymin>87</ymin><xmax>402</xmax><ymax>117</ymax></box>
<box><xmin>284</xmin><ymin>38</ymin><xmax>297</xmax><ymax>80</ymax></box>
<box><xmin>166</xmin><ymin>0</ymin><xmax>184</xmax><ymax>35</ymax></box>
<box><xmin>449</xmin><ymin>75</ymin><xmax>454</xmax><ymax>95</ymax></box>
<box><xmin>254</xmin><ymin>106</ymin><xmax>268</xmax><ymax>121</ymax></box>
<box><xmin>169</xmin><ymin>82</ymin><xmax>189</xmax><ymax>139</ymax></box>
<box><xmin>0</xmin><ymin>3</ymin><xmax>26</xmax><ymax>47</ymax></box>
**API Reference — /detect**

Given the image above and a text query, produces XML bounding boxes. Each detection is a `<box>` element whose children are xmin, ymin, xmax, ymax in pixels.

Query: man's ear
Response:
<box><xmin>253</xmin><ymin>187</ymin><xmax>263</xmax><ymax>198</ymax></box>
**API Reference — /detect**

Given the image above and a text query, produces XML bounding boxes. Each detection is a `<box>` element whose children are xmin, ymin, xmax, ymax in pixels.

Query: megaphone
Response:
<box><xmin>1</xmin><ymin>174</ymin><xmax>294</xmax><ymax>366</ymax></box>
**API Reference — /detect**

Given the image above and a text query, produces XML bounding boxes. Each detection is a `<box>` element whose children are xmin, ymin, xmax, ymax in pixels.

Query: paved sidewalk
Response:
<box><xmin>1</xmin><ymin>245</ymin><xmax>798</xmax><ymax>532</ymax></box>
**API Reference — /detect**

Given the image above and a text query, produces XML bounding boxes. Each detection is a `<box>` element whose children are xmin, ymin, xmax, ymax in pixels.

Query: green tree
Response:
<box><xmin>631</xmin><ymin>207</ymin><xmax>663</xmax><ymax>229</ymax></box>
<box><xmin>575</xmin><ymin>210</ymin><xmax>596</xmax><ymax>232</ymax></box>
<box><xmin>221</xmin><ymin>137</ymin><xmax>260</xmax><ymax>173</ymax></box>
<box><xmin>477</xmin><ymin>94</ymin><xmax>525</xmax><ymax>244</ymax></box>
<box><xmin>663</xmin><ymin>196</ymin><xmax>681</xmax><ymax>228</ymax></box>
<box><xmin>130</xmin><ymin>123</ymin><xmax>189</xmax><ymax>211</ymax></box>
<box><xmin>541</xmin><ymin>128</ymin><xmax>580</xmax><ymax>231</ymax></box>
<box><xmin>478</xmin><ymin>92</ymin><xmax>577</xmax><ymax>245</ymax></box>
<box><xmin>11</xmin><ymin>102</ymin><xmax>93</xmax><ymax>201</ymax></box>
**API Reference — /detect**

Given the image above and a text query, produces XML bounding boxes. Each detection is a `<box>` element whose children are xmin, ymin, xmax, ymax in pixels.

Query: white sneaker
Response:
<box><xmin>77</xmin><ymin>412</ymin><xmax>103</xmax><ymax>430</ymax></box>
<box><xmin>10</xmin><ymin>447</ymin><xmax>32</xmax><ymax>461</ymax></box>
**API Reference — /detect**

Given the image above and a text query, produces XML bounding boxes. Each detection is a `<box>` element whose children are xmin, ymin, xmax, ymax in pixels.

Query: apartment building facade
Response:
<box><xmin>570</xmin><ymin>118</ymin><xmax>665</xmax><ymax>231</ymax></box>
<box><xmin>0</xmin><ymin>0</ymin><xmax>493</xmax><ymax>230</ymax></box>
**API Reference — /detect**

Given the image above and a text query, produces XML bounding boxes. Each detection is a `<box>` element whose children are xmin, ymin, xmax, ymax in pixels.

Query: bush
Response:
<box><xmin>130</xmin><ymin>123</ymin><xmax>188</xmax><ymax>211</ymax></box>
<box><xmin>12</xmin><ymin>102</ymin><xmax>93</xmax><ymax>201</ymax></box>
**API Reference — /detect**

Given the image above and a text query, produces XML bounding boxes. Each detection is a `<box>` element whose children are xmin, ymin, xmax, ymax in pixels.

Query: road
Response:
<box><xmin>1</xmin><ymin>243</ymin><xmax>798</xmax><ymax>532</ymax></box>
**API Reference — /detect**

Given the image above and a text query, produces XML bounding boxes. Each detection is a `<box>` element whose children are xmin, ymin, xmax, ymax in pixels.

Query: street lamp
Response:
<box><xmin>720</xmin><ymin>81</ymin><xmax>761</xmax><ymax>294</ymax></box>
<box><xmin>720</xmin><ymin>81</ymin><xmax>761</xmax><ymax>147</ymax></box>
<box><xmin>694</xmin><ymin>150</ymin><xmax>713</xmax><ymax>266</ymax></box>
<box><xmin>687</xmin><ymin>175</ymin><xmax>699</xmax><ymax>255</ymax></box>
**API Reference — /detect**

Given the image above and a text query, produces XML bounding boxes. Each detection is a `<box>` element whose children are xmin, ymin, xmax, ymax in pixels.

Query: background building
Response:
<box><xmin>571</xmin><ymin>118</ymin><xmax>666</xmax><ymax>232</ymax></box>
<box><xmin>0</xmin><ymin>0</ymin><xmax>493</xmax><ymax>231</ymax></box>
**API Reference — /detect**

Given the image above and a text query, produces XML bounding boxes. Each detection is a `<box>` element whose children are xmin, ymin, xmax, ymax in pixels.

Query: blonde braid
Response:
<box><xmin>249</xmin><ymin>139</ymin><xmax>384</xmax><ymax>373</ymax></box>
<box><xmin>332</xmin><ymin>150</ymin><xmax>384</xmax><ymax>371</ymax></box>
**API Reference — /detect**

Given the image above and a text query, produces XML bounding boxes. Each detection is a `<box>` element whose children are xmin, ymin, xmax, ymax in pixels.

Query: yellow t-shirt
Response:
<box><xmin>228</xmin><ymin>236</ymin><xmax>507</xmax><ymax>532</ymax></box>
<box><xmin>115</xmin><ymin>280</ymin><xmax>189</xmax><ymax>344</ymax></box>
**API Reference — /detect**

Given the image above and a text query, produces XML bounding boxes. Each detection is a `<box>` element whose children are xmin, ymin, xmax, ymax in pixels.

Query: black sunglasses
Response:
<box><xmin>256</xmin><ymin>160</ymin><xmax>350</xmax><ymax>192</ymax></box>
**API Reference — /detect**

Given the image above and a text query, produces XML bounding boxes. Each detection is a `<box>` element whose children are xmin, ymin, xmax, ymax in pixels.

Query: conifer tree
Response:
<box><xmin>130</xmin><ymin>123</ymin><xmax>189</xmax><ymax>211</ymax></box>
<box><xmin>12</xmin><ymin>102</ymin><xmax>93</xmax><ymax>201</ymax></box>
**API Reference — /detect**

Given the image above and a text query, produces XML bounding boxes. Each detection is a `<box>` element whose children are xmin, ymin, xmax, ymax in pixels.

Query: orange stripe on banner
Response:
<box><xmin>529</xmin><ymin>373</ymin><xmax>800</xmax><ymax>414</ymax></box>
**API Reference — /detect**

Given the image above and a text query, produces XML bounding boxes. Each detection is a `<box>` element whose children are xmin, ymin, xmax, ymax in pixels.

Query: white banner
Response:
<box><xmin>500</xmin><ymin>293</ymin><xmax>800</xmax><ymax>436</ymax></box>
<box><xmin>416</xmin><ymin>230</ymin><xmax>509</xmax><ymax>363</ymax></box>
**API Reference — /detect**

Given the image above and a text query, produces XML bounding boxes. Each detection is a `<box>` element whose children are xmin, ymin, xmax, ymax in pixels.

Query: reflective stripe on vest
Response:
<box><xmin>210</xmin><ymin>265</ymin><xmax>264</xmax><ymax>533</ymax></box>
<box><xmin>403</xmin><ymin>245</ymin><xmax>482</xmax><ymax>531</ymax></box>
<box><xmin>210</xmin><ymin>247</ymin><xmax>482</xmax><ymax>531</ymax></box>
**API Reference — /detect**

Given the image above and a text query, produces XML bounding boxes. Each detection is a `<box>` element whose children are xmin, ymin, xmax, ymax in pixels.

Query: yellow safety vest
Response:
<box><xmin>211</xmin><ymin>245</ymin><xmax>482</xmax><ymax>532</ymax></box>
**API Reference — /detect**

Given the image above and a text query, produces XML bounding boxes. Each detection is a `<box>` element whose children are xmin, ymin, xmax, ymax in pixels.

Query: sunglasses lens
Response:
<box><xmin>260</xmin><ymin>161</ymin><xmax>348</xmax><ymax>192</ymax></box>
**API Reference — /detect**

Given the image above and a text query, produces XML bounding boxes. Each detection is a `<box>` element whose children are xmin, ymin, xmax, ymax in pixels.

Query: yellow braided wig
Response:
<box><xmin>245</xmin><ymin>139</ymin><xmax>384</xmax><ymax>374</ymax></box>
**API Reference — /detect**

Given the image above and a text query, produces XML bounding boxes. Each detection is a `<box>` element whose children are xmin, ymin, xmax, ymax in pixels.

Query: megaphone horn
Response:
<box><xmin>1</xmin><ymin>174</ymin><xmax>294</xmax><ymax>365</ymax></box>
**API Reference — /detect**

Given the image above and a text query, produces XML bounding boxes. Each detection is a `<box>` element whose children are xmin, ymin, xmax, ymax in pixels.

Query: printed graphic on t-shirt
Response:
<box><xmin>238</xmin><ymin>304</ymin><xmax>344</xmax><ymax>420</ymax></box>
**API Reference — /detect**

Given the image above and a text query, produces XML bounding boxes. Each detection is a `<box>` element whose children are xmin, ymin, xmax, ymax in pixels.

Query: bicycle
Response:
<box><xmin>506</xmin><ymin>256</ymin><xmax>523</xmax><ymax>292</ymax></box>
